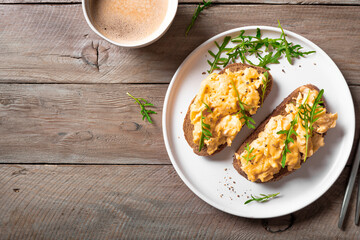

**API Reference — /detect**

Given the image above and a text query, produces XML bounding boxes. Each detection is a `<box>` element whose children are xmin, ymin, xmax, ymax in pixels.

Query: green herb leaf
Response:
<box><xmin>127</xmin><ymin>92</ymin><xmax>157</xmax><ymax>124</ymax></box>
<box><xmin>242</xmin><ymin>143</ymin><xmax>255</xmax><ymax>164</ymax></box>
<box><xmin>202</xmin><ymin>101</ymin><xmax>213</xmax><ymax>113</ymax></box>
<box><xmin>207</xmin><ymin>21</ymin><xmax>315</xmax><ymax>72</ymax></box>
<box><xmin>261</xmin><ymin>71</ymin><xmax>269</xmax><ymax>106</ymax></box>
<box><xmin>208</xmin><ymin>36</ymin><xmax>231</xmax><ymax>73</ymax></box>
<box><xmin>199</xmin><ymin>110</ymin><xmax>212</xmax><ymax>152</ymax></box>
<box><xmin>185</xmin><ymin>0</ymin><xmax>212</xmax><ymax>36</ymax></box>
<box><xmin>277</xmin><ymin>114</ymin><xmax>299</xmax><ymax>168</ymax></box>
<box><xmin>244</xmin><ymin>192</ymin><xmax>280</xmax><ymax>204</ymax></box>
<box><xmin>278</xmin><ymin>20</ymin><xmax>291</xmax><ymax>64</ymax></box>
<box><xmin>231</xmin><ymin>80</ymin><xmax>256</xmax><ymax>129</ymax></box>
<box><xmin>298</xmin><ymin>89</ymin><xmax>324</xmax><ymax>161</ymax></box>
<box><xmin>276</xmin><ymin>130</ymin><xmax>288</xmax><ymax>135</ymax></box>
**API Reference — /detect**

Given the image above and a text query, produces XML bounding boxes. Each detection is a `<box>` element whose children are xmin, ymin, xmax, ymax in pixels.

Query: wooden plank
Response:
<box><xmin>0</xmin><ymin>84</ymin><xmax>359</xmax><ymax>165</ymax></box>
<box><xmin>0</xmin><ymin>165</ymin><xmax>359</xmax><ymax>239</ymax></box>
<box><xmin>1</xmin><ymin>0</ymin><xmax>359</xmax><ymax>5</ymax></box>
<box><xmin>0</xmin><ymin>84</ymin><xmax>167</xmax><ymax>164</ymax></box>
<box><xmin>0</xmin><ymin>4</ymin><xmax>359</xmax><ymax>84</ymax></box>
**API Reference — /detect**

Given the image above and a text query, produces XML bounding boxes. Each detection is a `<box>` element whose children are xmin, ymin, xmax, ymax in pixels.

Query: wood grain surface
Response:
<box><xmin>1</xmin><ymin>4</ymin><xmax>359</xmax><ymax>84</ymax></box>
<box><xmin>0</xmin><ymin>84</ymin><xmax>166</xmax><ymax>164</ymax></box>
<box><xmin>0</xmin><ymin>0</ymin><xmax>360</xmax><ymax>238</ymax></box>
<box><xmin>0</xmin><ymin>165</ymin><xmax>359</xmax><ymax>239</ymax></box>
<box><xmin>0</xmin><ymin>84</ymin><xmax>358</xmax><ymax>164</ymax></box>
<box><xmin>1</xmin><ymin>0</ymin><xmax>359</xmax><ymax>5</ymax></box>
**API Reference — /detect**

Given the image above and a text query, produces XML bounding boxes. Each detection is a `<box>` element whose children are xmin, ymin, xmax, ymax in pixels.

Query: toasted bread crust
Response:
<box><xmin>233</xmin><ymin>84</ymin><xmax>326</xmax><ymax>183</ymax></box>
<box><xmin>183</xmin><ymin>63</ymin><xmax>273</xmax><ymax>156</ymax></box>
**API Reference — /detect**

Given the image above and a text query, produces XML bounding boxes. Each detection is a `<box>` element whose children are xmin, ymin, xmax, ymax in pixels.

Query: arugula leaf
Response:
<box><xmin>208</xmin><ymin>36</ymin><xmax>231</xmax><ymax>73</ymax></box>
<box><xmin>278</xmin><ymin>20</ymin><xmax>292</xmax><ymax>64</ymax></box>
<box><xmin>185</xmin><ymin>0</ymin><xmax>212</xmax><ymax>36</ymax></box>
<box><xmin>231</xmin><ymin>80</ymin><xmax>256</xmax><ymax>129</ymax></box>
<box><xmin>298</xmin><ymin>89</ymin><xmax>324</xmax><ymax>161</ymax></box>
<box><xmin>242</xmin><ymin>143</ymin><xmax>255</xmax><ymax>164</ymax></box>
<box><xmin>207</xmin><ymin>21</ymin><xmax>315</xmax><ymax>72</ymax></box>
<box><xmin>202</xmin><ymin>100</ymin><xmax>213</xmax><ymax>113</ymax></box>
<box><xmin>244</xmin><ymin>192</ymin><xmax>280</xmax><ymax>204</ymax></box>
<box><xmin>199</xmin><ymin>111</ymin><xmax>212</xmax><ymax>152</ymax></box>
<box><xmin>277</xmin><ymin>114</ymin><xmax>299</xmax><ymax>168</ymax></box>
<box><xmin>127</xmin><ymin>92</ymin><xmax>157</xmax><ymax>124</ymax></box>
<box><xmin>261</xmin><ymin>71</ymin><xmax>269</xmax><ymax>106</ymax></box>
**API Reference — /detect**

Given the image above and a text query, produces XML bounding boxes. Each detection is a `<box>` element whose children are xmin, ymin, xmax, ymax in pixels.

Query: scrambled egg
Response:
<box><xmin>190</xmin><ymin>67</ymin><xmax>265</xmax><ymax>155</ymax></box>
<box><xmin>235</xmin><ymin>87</ymin><xmax>338</xmax><ymax>182</ymax></box>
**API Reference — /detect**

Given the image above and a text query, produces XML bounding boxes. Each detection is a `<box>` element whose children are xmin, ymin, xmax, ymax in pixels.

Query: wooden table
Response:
<box><xmin>0</xmin><ymin>0</ymin><xmax>359</xmax><ymax>238</ymax></box>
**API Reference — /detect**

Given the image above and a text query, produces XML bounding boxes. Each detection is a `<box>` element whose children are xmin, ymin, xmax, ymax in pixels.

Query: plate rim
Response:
<box><xmin>162</xmin><ymin>25</ymin><xmax>355</xmax><ymax>218</ymax></box>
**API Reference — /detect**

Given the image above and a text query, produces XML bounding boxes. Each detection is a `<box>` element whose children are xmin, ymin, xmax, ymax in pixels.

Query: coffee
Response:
<box><xmin>89</xmin><ymin>0</ymin><xmax>168</xmax><ymax>44</ymax></box>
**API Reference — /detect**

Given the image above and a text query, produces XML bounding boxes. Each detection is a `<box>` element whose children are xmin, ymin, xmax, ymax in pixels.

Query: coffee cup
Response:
<box><xmin>82</xmin><ymin>0</ymin><xmax>178</xmax><ymax>48</ymax></box>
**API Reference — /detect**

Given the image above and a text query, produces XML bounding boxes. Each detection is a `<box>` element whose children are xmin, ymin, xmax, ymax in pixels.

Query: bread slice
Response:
<box><xmin>233</xmin><ymin>84</ymin><xmax>326</xmax><ymax>182</ymax></box>
<box><xmin>183</xmin><ymin>63</ymin><xmax>273</xmax><ymax>156</ymax></box>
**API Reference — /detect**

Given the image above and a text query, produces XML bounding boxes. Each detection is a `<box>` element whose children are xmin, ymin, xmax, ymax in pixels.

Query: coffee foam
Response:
<box><xmin>90</xmin><ymin>0</ymin><xmax>168</xmax><ymax>44</ymax></box>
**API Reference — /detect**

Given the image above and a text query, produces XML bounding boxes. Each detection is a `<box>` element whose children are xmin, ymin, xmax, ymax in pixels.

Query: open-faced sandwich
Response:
<box><xmin>183</xmin><ymin>63</ymin><xmax>273</xmax><ymax>156</ymax></box>
<box><xmin>233</xmin><ymin>84</ymin><xmax>337</xmax><ymax>182</ymax></box>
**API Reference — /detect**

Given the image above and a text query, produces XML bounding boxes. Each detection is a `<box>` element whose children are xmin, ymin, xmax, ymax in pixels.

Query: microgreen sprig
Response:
<box><xmin>278</xmin><ymin>20</ymin><xmax>291</xmax><ymax>64</ymax></box>
<box><xmin>231</xmin><ymin>80</ymin><xmax>256</xmax><ymax>129</ymax></box>
<box><xmin>207</xmin><ymin>36</ymin><xmax>232</xmax><ymax>73</ymax></box>
<box><xmin>207</xmin><ymin>21</ymin><xmax>315</xmax><ymax>72</ymax></box>
<box><xmin>127</xmin><ymin>92</ymin><xmax>157</xmax><ymax>124</ymax></box>
<box><xmin>244</xmin><ymin>192</ymin><xmax>280</xmax><ymax>205</ymax></box>
<box><xmin>202</xmin><ymin>101</ymin><xmax>213</xmax><ymax>113</ymax></box>
<box><xmin>185</xmin><ymin>0</ymin><xmax>212</xmax><ymax>36</ymax></box>
<box><xmin>242</xmin><ymin>143</ymin><xmax>255</xmax><ymax>164</ymax></box>
<box><xmin>298</xmin><ymin>90</ymin><xmax>324</xmax><ymax>161</ymax></box>
<box><xmin>199</xmin><ymin>111</ymin><xmax>212</xmax><ymax>152</ymax></box>
<box><xmin>277</xmin><ymin>114</ymin><xmax>299</xmax><ymax>168</ymax></box>
<box><xmin>261</xmin><ymin>71</ymin><xmax>269</xmax><ymax>106</ymax></box>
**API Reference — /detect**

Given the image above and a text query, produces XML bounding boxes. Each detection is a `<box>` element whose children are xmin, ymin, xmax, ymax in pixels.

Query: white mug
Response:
<box><xmin>82</xmin><ymin>0</ymin><xmax>178</xmax><ymax>48</ymax></box>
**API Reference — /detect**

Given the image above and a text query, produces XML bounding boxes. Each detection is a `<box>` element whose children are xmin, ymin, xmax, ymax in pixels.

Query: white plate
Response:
<box><xmin>162</xmin><ymin>26</ymin><xmax>355</xmax><ymax>218</ymax></box>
